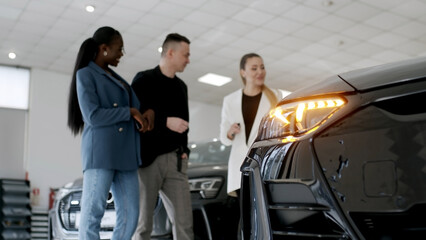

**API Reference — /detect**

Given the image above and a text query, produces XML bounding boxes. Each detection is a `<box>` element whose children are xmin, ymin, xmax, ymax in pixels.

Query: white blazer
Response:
<box><xmin>220</xmin><ymin>88</ymin><xmax>281</xmax><ymax>196</ymax></box>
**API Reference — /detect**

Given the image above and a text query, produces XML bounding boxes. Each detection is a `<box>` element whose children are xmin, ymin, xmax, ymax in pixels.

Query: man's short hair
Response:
<box><xmin>161</xmin><ymin>33</ymin><xmax>190</xmax><ymax>56</ymax></box>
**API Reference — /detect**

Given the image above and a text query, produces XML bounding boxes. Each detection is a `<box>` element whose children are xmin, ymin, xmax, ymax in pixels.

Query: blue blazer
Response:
<box><xmin>77</xmin><ymin>61</ymin><xmax>141</xmax><ymax>171</ymax></box>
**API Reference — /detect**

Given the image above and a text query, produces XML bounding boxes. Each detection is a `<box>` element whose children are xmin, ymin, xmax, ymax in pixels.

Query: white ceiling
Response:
<box><xmin>1</xmin><ymin>0</ymin><xmax>426</xmax><ymax>105</ymax></box>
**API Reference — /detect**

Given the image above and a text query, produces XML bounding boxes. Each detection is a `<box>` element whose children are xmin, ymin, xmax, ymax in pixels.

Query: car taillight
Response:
<box><xmin>258</xmin><ymin>96</ymin><xmax>347</xmax><ymax>142</ymax></box>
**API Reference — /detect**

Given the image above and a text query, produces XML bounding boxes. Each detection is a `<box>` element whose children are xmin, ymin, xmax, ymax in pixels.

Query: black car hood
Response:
<box><xmin>281</xmin><ymin>75</ymin><xmax>355</xmax><ymax>101</ymax></box>
<box><xmin>338</xmin><ymin>56</ymin><xmax>426</xmax><ymax>91</ymax></box>
<box><xmin>280</xmin><ymin>56</ymin><xmax>426</xmax><ymax>103</ymax></box>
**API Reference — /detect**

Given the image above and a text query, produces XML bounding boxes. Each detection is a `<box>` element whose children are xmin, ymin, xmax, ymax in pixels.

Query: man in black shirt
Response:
<box><xmin>131</xmin><ymin>33</ymin><xmax>193</xmax><ymax>240</ymax></box>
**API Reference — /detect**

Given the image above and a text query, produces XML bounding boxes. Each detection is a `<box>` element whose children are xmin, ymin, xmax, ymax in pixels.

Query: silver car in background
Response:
<box><xmin>48</xmin><ymin>139</ymin><xmax>238</xmax><ymax>240</ymax></box>
<box><xmin>48</xmin><ymin>178</ymin><xmax>171</xmax><ymax>240</ymax></box>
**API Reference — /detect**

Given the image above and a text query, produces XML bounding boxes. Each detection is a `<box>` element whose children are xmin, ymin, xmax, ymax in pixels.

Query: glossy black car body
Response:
<box><xmin>48</xmin><ymin>140</ymin><xmax>238</xmax><ymax>240</ymax></box>
<box><xmin>240</xmin><ymin>57</ymin><xmax>426</xmax><ymax>239</ymax></box>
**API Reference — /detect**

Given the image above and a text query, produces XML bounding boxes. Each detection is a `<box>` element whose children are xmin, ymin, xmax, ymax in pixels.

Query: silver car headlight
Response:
<box><xmin>189</xmin><ymin>177</ymin><xmax>223</xmax><ymax>199</ymax></box>
<box><xmin>258</xmin><ymin>96</ymin><xmax>347</xmax><ymax>142</ymax></box>
<box><xmin>57</xmin><ymin>190</ymin><xmax>115</xmax><ymax>231</ymax></box>
<box><xmin>58</xmin><ymin>190</ymin><xmax>82</xmax><ymax>230</ymax></box>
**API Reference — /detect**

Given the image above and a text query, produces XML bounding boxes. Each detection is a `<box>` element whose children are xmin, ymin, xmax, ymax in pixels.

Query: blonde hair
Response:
<box><xmin>240</xmin><ymin>53</ymin><xmax>278</xmax><ymax>108</ymax></box>
<box><xmin>262</xmin><ymin>85</ymin><xmax>278</xmax><ymax>108</ymax></box>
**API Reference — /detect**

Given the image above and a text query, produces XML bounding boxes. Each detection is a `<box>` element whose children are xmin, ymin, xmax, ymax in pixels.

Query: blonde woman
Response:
<box><xmin>220</xmin><ymin>53</ymin><xmax>282</xmax><ymax>198</ymax></box>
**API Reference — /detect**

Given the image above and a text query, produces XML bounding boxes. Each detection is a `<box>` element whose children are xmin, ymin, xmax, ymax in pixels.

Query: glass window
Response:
<box><xmin>0</xmin><ymin>65</ymin><xmax>30</xmax><ymax>110</ymax></box>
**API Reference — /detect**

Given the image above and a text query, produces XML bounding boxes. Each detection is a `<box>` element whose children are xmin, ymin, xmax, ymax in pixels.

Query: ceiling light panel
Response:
<box><xmin>198</xmin><ymin>73</ymin><xmax>232</xmax><ymax>87</ymax></box>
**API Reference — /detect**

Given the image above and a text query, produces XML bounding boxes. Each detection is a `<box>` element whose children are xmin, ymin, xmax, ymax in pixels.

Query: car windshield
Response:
<box><xmin>188</xmin><ymin>140</ymin><xmax>230</xmax><ymax>165</ymax></box>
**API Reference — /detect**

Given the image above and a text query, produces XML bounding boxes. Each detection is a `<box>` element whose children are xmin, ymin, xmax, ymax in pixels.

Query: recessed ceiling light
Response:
<box><xmin>8</xmin><ymin>52</ymin><xmax>16</xmax><ymax>59</ymax></box>
<box><xmin>158</xmin><ymin>47</ymin><xmax>163</xmax><ymax>53</ymax></box>
<box><xmin>198</xmin><ymin>73</ymin><xmax>232</xmax><ymax>87</ymax></box>
<box><xmin>85</xmin><ymin>5</ymin><xmax>95</xmax><ymax>13</ymax></box>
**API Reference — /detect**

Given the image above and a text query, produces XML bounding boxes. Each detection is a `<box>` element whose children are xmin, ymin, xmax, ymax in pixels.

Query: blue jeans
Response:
<box><xmin>79</xmin><ymin>169</ymin><xmax>139</xmax><ymax>240</ymax></box>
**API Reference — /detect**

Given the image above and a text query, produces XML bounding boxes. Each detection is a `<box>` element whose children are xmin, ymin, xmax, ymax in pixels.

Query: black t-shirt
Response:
<box><xmin>242</xmin><ymin>92</ymin><xmax>262</xmax><ymax>144</ymax></box>
<box><xmin>131</xmin><ymin>66</ymin><xmax>189</xmax><ymax>167</ymax></box>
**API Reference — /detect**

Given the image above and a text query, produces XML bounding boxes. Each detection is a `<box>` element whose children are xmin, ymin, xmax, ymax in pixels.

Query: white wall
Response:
<box><xmin>25</xmin><ymin>69</ymin><xmax>82</xmax><ymax>208</ymax></box>
<box><xmin>188</xmin><ymin>100</ymin><xmax>221</xmax><ymax>142</ymax></box>
<box><xmin>17</xmin><ymin>68</ymin><xmax>221</xmax><ymax>210</ymax></box>
<box><xmin>0</xmin><ymin>108</ymin><xmax>27</xmax><ymax>179</ymax></box>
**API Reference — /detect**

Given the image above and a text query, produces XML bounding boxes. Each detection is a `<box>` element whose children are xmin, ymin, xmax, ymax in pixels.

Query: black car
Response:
<box><xmin>48</xmin><ymin>140</ymin><xmax>239</xmax><ymax>240</ymax></box>
<box><xmin>240</xmin><ymin>56</ymin><xmax>426</xmax><ymax>239</ymax></box>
